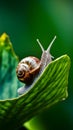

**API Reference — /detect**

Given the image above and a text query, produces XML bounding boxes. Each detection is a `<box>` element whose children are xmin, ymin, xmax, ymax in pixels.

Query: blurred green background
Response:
<box><xmin>0</xmin><ymin>0</ymin><xmax>73</xmax><ymax>130</ymax></box>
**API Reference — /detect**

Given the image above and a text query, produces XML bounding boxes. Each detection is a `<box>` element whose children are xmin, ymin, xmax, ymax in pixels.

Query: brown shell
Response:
<box><xmin>16</xmin><ymin>56</ymin><xmax>41</xmax><ymax>85</ymax></box>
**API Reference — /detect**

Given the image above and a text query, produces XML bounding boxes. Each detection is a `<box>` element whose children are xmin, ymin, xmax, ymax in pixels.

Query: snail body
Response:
<box><xmin>16</xmin><ymin>36</ymin><xmax>56</xmax><ymax>94</ymax></box>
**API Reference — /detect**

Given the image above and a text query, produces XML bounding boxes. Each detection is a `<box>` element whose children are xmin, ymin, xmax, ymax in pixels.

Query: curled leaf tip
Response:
<box><xmin>0</xmin><ymin>33</ymin><xmax>9</xmax><ymax>42</ymax></box>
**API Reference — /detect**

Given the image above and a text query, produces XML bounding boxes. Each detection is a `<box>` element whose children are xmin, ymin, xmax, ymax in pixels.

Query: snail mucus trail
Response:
<box><xmin>16</xmin><ymin>36</ymin><xmax>56</xmax><ymax>95</ymax></box>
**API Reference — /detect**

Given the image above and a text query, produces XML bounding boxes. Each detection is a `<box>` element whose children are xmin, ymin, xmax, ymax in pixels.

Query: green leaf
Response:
<box><xmin>0</xmin><ymin>33</ymin><xmax>70</xmax><ymax>130</ymax></box>
<box><xmin>0</xmin><ymin>33</ymin><xmax>22</xmax><ymax>100</ymax></box>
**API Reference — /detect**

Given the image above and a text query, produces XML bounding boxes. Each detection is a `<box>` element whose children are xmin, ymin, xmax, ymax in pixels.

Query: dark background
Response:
<box><xmin>0</xmin><ymin>0</ymin><xmax>73</xmax><ymax>130</ymax></box>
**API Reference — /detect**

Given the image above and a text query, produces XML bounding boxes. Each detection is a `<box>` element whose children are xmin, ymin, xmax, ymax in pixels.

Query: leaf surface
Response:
<box><xmin>0</xmin><ymin>33</ymin><xmax>22</xmax><ymax>99</ymax></box>
<box><xmin>0</xmin><ymin>33</ymin><xmax>70</xmax><ymax>130</ymax></box>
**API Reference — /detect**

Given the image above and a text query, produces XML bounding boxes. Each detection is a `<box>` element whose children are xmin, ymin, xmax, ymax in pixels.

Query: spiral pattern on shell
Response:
<box><xmin>16</xmin><ymin>56</ymin><xmax>40</xmax><ymax>84</ymax></box>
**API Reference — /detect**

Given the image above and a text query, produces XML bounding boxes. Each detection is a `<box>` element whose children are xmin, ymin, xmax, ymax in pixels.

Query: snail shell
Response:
<box><xmin>16</xmin><ymin>36</ymin><xmax>56</xmax><ymax>94</ymax></box>
<box><xmin>16</xmin><ymin>56</ymin><xmax>41</xmax><ymax>85</ymax></box>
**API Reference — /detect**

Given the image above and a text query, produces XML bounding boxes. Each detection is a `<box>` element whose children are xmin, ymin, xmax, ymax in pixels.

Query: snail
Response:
<box><xmin>16</xmin><ymin>36</ymin><xmax>56</xmax><ymax>95</ymax></box>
